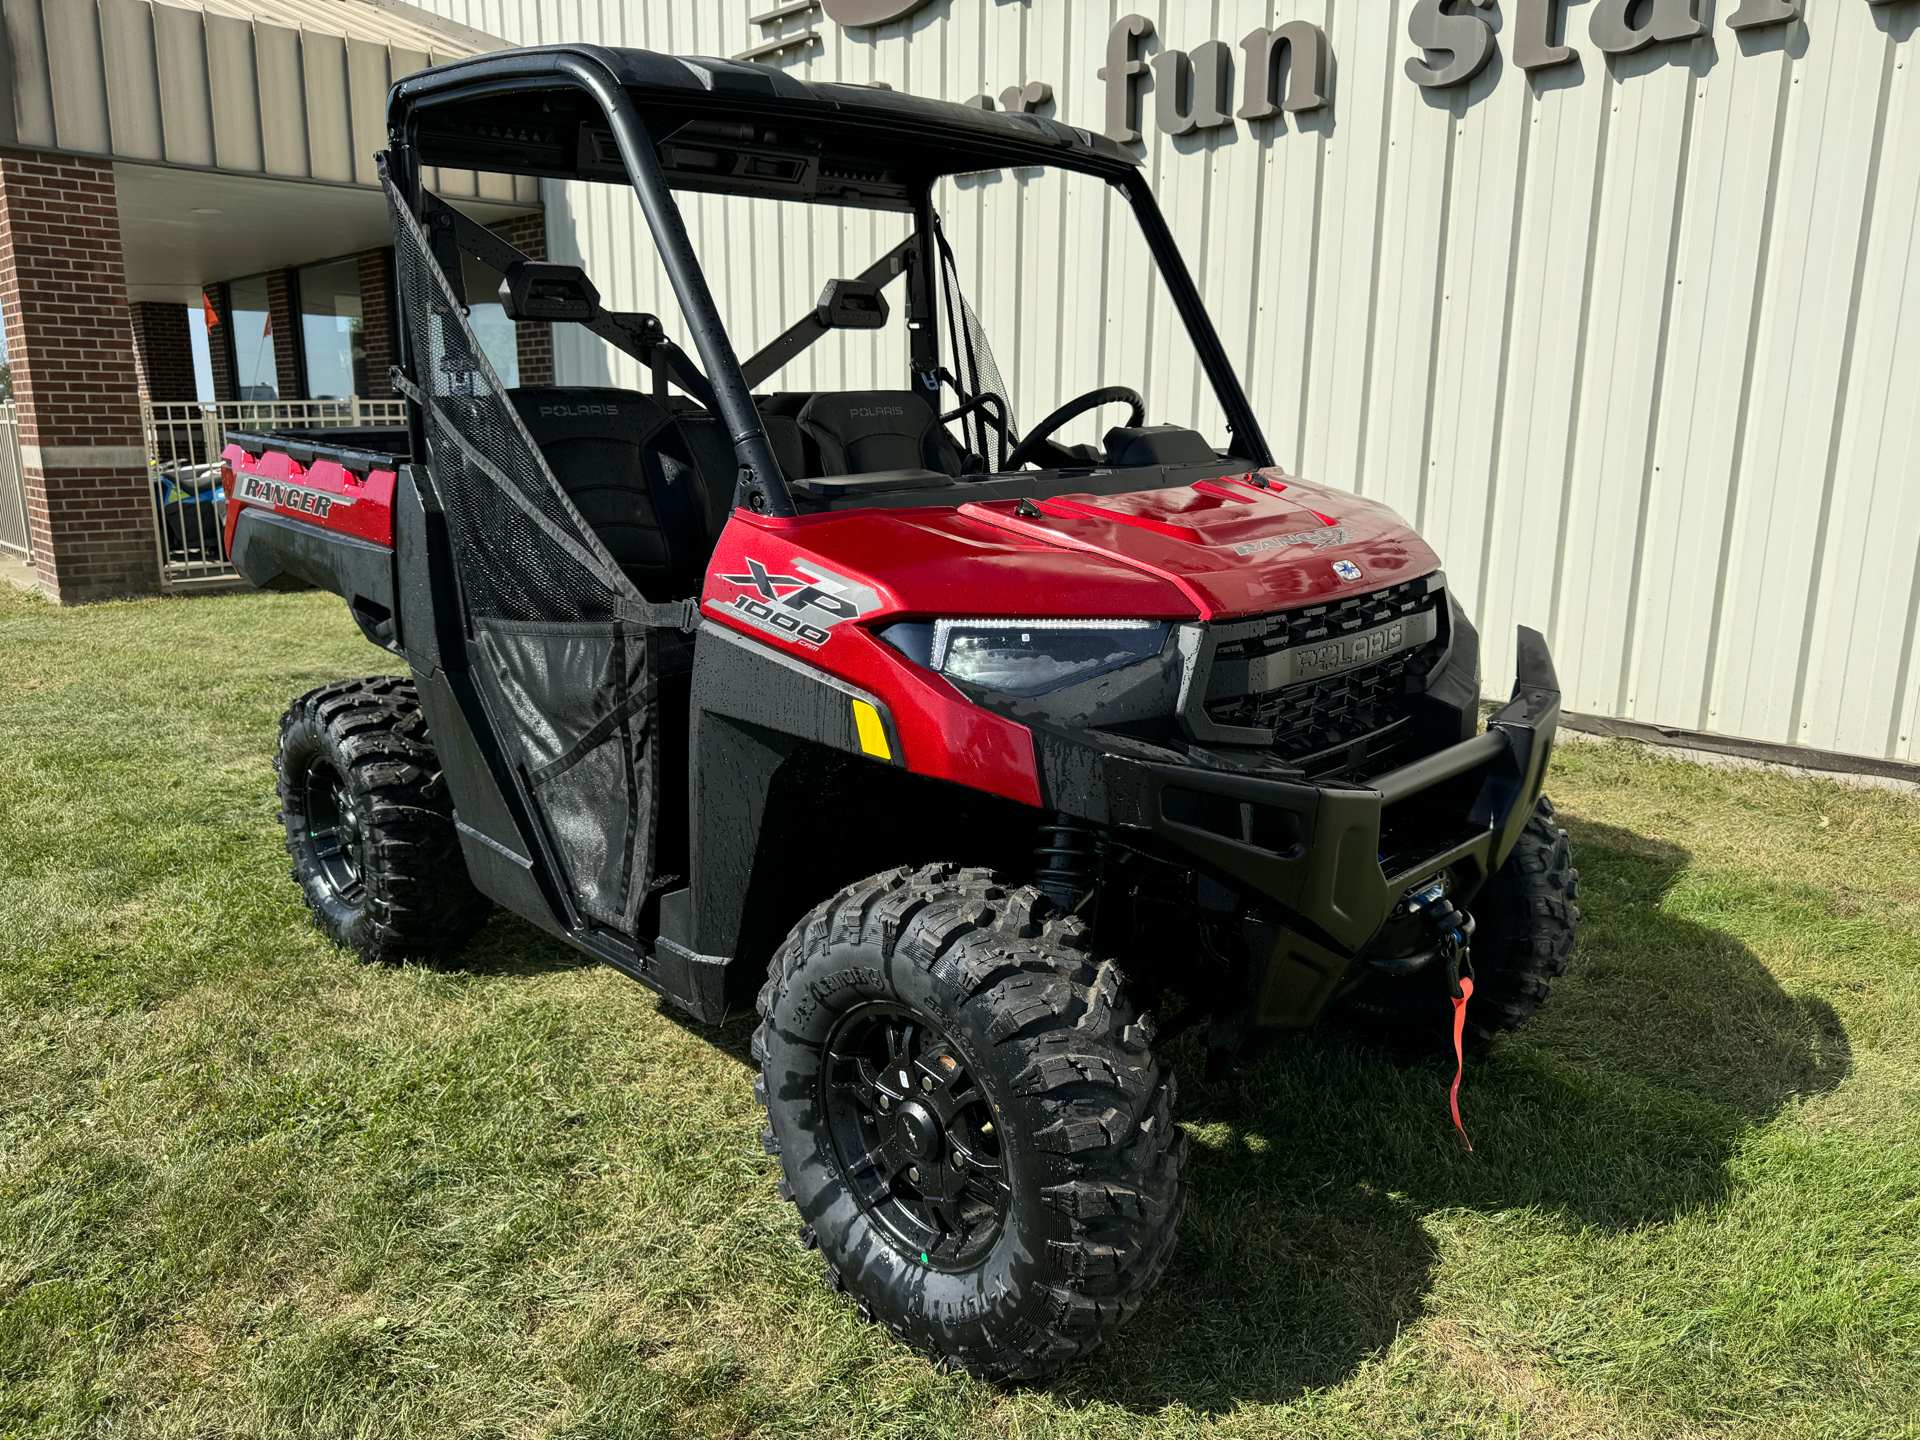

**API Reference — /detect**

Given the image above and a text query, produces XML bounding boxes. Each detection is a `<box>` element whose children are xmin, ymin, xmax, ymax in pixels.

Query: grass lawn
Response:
<box><xmin>0</xmin><ymin>582</ymin><xmax>1915</xmax><ymax>1439</ymax></box>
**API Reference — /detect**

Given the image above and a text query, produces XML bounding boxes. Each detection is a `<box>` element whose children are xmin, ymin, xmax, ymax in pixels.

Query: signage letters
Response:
<box><xmin>1404</xmin><ymin>0</ymin><xmax>1498</xmax><ymax>88</ymax></box>
<box><xmin>1238</xmin><ymin>23</ymin><xmax>1330</xmax><ymax>118</ymax></box>
<box><xmin>832</xmin><ymin>0</ymin><xmax>1831</xmax><ymax>137</ymax></box>
<box><xmin>1096</xmin><ymin>14</ymin><xmax>1155</xmax><ymax>144</ymax></box>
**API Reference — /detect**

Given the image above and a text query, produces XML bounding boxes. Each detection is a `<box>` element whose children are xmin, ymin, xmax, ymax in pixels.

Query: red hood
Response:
<box><xmin>715</xmin><ymin>468</ymin><xmax>1439</xmax><ymax>626</ymax></box>
<box><xmin>954</xmin><ymin>468</ymin><xmax>1438</xmax><ymax>619</ymax></box>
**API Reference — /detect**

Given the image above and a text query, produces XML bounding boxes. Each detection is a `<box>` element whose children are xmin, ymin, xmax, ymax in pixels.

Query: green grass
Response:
<box><xmin>0</xmin><ymin>582</ymin><xmax>1914</xmax><ymax>1439</ymax></box>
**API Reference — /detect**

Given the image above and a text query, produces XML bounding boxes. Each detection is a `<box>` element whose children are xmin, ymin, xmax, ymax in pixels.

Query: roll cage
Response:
<box><xmin>381</xmin><ymin>42</ymin><xmax>1273</xmax><ymax>518</ymax></box>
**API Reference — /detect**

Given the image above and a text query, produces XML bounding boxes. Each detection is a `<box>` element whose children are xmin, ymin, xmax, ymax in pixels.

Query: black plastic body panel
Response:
<box><xmin>391</xmin><ymin>465</ymin><xmax>447</xmax><ymax>673</ymax></box>
<box><xmin>230</xmin><ymin>508</ymin><xmax>399</xmax><ymax>650</ymax></box>
<box><xmin>409</xmin><ymin>666</ymin><xmax>563</xmax><ymax>937</ymax></box>
<box><xmin>677</xmin><ymin>620</ymin><xmax>901</xmax><ymax>959</ymax></box>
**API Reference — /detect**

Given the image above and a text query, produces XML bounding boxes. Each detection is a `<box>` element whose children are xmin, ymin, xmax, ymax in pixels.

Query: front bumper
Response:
<box><xmin>1100</xmin><ymin>627</ymin><xmax>1561</xmax><ymax>1026</ymax></box>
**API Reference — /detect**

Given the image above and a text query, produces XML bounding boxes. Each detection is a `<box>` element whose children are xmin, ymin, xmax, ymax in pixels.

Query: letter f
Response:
<box><xmin>1097</xmin><ymin>15</ymin><xmax>1155</xmax><ymax>144</ymax></box>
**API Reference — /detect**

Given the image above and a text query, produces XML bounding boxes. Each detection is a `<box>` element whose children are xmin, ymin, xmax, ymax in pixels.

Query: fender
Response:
<box><xmin>660</xmin><ymin>620</ymin><xmax>1035</xmax><ymax>1019</ymax></box>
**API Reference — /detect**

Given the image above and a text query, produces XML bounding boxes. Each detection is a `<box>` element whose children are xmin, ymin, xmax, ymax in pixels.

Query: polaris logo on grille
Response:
<box><xmin>1206</xmin><ymin>607</ymin><xmax>1441</xmax><ymax>698</ymax></box>
<box><xmin>234</xmin><ymin>473</ymin><xmax>353</xmax><ymax>518</ymax></box>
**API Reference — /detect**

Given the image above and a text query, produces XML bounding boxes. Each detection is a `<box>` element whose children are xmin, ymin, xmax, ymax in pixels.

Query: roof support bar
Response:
<box><xmin>1116</xmin><ymin>179</ymin><xmax>1272</xmax><ymax>470</ymax></box>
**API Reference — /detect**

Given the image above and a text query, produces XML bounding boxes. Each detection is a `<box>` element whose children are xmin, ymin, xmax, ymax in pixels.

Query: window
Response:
<box><xmin>461</xmin><ymin>252</ymin><xmax>519</xmax><ymax>387</ymax></box>
<box><xmin>227</xmin><ymin>275</ymin><xmax>276</xmax><ymax>400</ymax></box>
<box><xmin>298</xmin><ymin>258</ymin><xmax>366</xmax><ymax>399</ymax></box>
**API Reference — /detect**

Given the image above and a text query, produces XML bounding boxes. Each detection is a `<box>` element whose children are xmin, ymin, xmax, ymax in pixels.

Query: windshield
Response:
<box><xmin>528</xmin><ymin>162</ymin><xmax>1237</xmax><ymax>476</ymax></box>
<box><xmin>928</xmin><ymin>164</ymin><xmax>1228</xmax><ymax>463</ymax></box>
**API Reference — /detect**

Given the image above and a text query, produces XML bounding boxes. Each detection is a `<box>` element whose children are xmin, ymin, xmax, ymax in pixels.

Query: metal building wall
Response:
<box><xmin>418</xmin><ymin>0</ymin><xmax>1917</xmax><ymax>764</ymax></box>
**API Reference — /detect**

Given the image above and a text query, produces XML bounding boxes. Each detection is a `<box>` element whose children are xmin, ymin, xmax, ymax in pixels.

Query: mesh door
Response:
<box><xmin>386</xmin><ymin>178</ymin><xmax>662</xmax><ymax>932</ymax></box>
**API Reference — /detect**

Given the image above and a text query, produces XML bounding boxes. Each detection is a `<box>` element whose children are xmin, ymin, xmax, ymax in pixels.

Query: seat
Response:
<box><xmin>670</xmin><ymin>405</ymin><xmax>810</xmax><ymax>535</ymax></box>
<box><xmin>778</xmin><ymin>390</ymin><xmax>967</xmax><ymax>479</ymax></box>
<box><xmin>507</xmin><ymin>387</ymin><xmax>719</xmax><ymax>599</ymax></box>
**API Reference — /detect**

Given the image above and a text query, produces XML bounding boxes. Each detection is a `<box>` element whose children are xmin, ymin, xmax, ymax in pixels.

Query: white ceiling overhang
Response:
<box><xmin>1</xmin><ymin>0</ymin><xmax>539</xmax><ymax>211</ymax></box>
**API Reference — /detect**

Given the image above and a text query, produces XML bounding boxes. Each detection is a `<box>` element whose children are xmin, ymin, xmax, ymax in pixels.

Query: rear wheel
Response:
<box><xmin>1336</xmin><ymin>796</ymin><xmax>1581</xmax><ymax>1051</ymax></box>
<box><xmin>754</xmin><ymin>864</ymin><xmax>1185</xmax><ymax>1381</ymax></box>
<box><xmin>276</xmin><ymin>676</ymin><xmax>489</xmax><ymax>962</ymax></box>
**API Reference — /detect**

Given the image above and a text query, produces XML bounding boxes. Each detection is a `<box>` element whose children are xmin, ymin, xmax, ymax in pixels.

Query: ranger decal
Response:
<box><xmin>1234</xmin><ymin>526</ymin><xmax>1349</xmax><ymax>556</ymax></box>
<box><xmin>234</xmin><ymin>473</ymin><xmax>355</xmax><ymax>518</ymax></box>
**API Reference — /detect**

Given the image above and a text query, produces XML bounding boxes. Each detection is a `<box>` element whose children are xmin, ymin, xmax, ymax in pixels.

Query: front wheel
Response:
<box><xmin>276</xmin><ymin>676</ymin><xmax>490</xmax><ymax>962</ymax></box>
<box><xmin>753</xmin><ymin>865</ymin><xmax>1185</xmax><ymax>1381</ymax></box>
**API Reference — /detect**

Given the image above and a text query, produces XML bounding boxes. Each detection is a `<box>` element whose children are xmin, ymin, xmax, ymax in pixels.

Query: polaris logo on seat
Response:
<box><xmin>848</xmin><ymin>405</ymin><xmax>905</xmax><ymax>419</ymax></box>
<box><xmin>538</xmin><ymin>403</ymin><xmax>620</xmax><ymax>418</ymax></box>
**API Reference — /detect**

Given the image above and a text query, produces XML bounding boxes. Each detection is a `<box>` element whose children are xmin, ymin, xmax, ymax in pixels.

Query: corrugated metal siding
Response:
<box><xmin>424</xmin><ymin>0</ymin><xmax>1917</xmax><ymax>762</ymax></box>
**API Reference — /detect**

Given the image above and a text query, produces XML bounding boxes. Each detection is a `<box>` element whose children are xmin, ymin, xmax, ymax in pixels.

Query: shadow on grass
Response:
<box><xmin>433</xmin><ymin>911</ymin><xmax>600</xmax><ymax>979</ymax></box>
<box><xmin>435</xmin><ymin>911</ymin><xmax>765</xmax><ymax>1062</ymax></box>
<box><xmin>1046</xmin><ymin>819</ymin><xmax>1852</xmax><ymax>1414</ymax></box>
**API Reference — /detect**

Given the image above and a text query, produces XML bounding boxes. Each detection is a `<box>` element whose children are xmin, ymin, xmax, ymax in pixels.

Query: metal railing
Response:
<box><xmin>0</xmin><ymin>402</ymin><xmax>30</xmax><ymax>559</ymax></box>
<box><xmin>142</xmin><ymin>398</ymin><xmax>407</xmax><ymax>586</ymax></box>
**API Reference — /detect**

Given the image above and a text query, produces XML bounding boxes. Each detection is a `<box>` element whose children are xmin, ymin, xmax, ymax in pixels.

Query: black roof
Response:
<box><xmin>390</xmin><ymin>43</ymin><xmax>1139</xmax><ymax>210</ymax></box>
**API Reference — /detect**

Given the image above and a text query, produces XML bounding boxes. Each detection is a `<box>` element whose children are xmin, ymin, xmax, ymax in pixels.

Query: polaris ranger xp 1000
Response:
<box><xmin>227</xmin><ymin>44</ymin><xmax>1579</xmax><ymax>1382</ymax></box>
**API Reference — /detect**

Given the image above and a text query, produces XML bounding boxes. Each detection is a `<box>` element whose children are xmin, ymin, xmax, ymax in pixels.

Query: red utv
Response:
<box><xmin>224</xmin><ymin>44</ymin><xmax>1578</xmax><ymax>1381</ymax></box>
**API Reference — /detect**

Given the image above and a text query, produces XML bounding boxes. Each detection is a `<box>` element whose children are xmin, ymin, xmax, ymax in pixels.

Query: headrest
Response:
<box><xmin>795</xmin><ymin>390</ymin><xmax>960</xmax><ymax>477</ymax></box>
<box><xmin>508</xmin><ymin>388</ymin><xmax>677</xmax><ymax>446</ymax></box>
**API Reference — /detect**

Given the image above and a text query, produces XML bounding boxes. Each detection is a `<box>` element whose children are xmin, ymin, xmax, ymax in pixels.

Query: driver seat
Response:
<box><xmin>779</xmin><ymin>390</ymin><xmax>968</xmax><ymax>479</ymax></box>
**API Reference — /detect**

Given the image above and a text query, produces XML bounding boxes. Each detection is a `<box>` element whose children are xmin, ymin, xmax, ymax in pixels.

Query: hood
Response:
<box><xmin>956</xmin><ymin>468</ymin><xmax>1439</xmax><ymax>619</ymax></box>
<box><xmin>716</xmin><ymin>468</ymin><xmax>1440</xmax><ymax>628</ymax></box>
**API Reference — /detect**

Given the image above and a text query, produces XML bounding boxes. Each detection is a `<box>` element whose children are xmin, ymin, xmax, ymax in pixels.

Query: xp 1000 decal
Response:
<box><xmin>708</xmin><ymin>555</ymin><xmax>884</xmax><ymax>648</ymax></box>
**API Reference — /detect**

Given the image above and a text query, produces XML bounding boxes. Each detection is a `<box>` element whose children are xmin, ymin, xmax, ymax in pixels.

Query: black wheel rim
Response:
<box><xmin>821</xmin><ymin>1003</ymin><xmax>1011</xmax><ymax>1268</ymax></box>
<box><xmin>301</xmin><ymin>761</ymin><xmax>366</xmax><ymax>904</ymax></box>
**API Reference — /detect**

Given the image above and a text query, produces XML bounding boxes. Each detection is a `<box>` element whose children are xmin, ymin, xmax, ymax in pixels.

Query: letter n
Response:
<box><xmin>1237</xmin><ymin>21</ymin><xmax>1330</xmax><ymax>119</ymax></box>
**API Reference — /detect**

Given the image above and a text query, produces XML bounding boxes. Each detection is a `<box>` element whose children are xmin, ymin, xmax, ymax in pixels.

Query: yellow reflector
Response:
<box><xmin>851</xmin><ymin>698</ymin><xmax>892</xmax><ymax>760</ymax></box>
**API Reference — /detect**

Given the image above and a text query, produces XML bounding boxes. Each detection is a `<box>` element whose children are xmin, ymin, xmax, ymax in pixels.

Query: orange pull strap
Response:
<box><xmin>1449</xmin><ymin>976</ymin><xmax>1475</xmax><ymax>1151</ymax></box>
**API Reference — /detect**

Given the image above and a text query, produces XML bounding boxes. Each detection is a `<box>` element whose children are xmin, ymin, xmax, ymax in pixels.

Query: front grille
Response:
<box><xmin>1204</xmin><ymin>577</ymin><xmax>1446</xmax><ymax>776</ymax></box>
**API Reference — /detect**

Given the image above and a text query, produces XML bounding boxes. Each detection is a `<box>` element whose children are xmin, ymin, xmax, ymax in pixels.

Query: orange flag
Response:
<box><xmin>201</xmin><ymin>291</ymin><xmax>219</xmax><ymax>329</ymax></box>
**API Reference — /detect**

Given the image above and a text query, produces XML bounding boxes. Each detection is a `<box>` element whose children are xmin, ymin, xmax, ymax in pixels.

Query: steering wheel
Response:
<box><xmin>1003</xmin><ymin>385</ymin><xmax>1146</xmax><ymax>471</ymax></box>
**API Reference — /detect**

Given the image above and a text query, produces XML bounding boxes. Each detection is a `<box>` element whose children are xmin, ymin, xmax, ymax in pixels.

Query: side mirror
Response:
<box><xmin>815</xmin><ymin>277</ymin><xmax>889</xmax><ymax>330</ymax></box>
<box><xmin>499</xmin><ymin>261</ymin><xmax>601</xmax><ymax>322</ymax></box>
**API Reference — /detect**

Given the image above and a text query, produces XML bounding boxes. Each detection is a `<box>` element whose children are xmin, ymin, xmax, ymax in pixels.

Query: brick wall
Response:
<box><xmin>128</xmin><ymin>300</ymin><xmax>197</xmax><ymax>401</ymax></box>
<box><xmin>265</xmin><ymin>268</ymin><xmax>301</xmax><ymax>400</ymax></box>
<box><xmin>357</xmin><ymin>248</ymin><xmax>396</xmax><ymax>399</ymax></box>
<box><xmin>493</xmin><ymin>211</ymin><xmax>553</xmax><ymax>388</ymax></box>
<box><xmin>205</xmin><ymin>285</ymin><xmax>237</xmax><ymax>402</ymax></box>
<box><xmin>0</xmin><ymin>146</ymin><xmax>157</xmax><ymax>601</ymax></box>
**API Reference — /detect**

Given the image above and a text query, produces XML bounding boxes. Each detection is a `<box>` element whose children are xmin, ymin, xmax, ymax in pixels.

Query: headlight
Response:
<box><xmin>927</xmin><ymin>618</ymin><xmax>1170</xmax><ymax>697</ymax></box>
